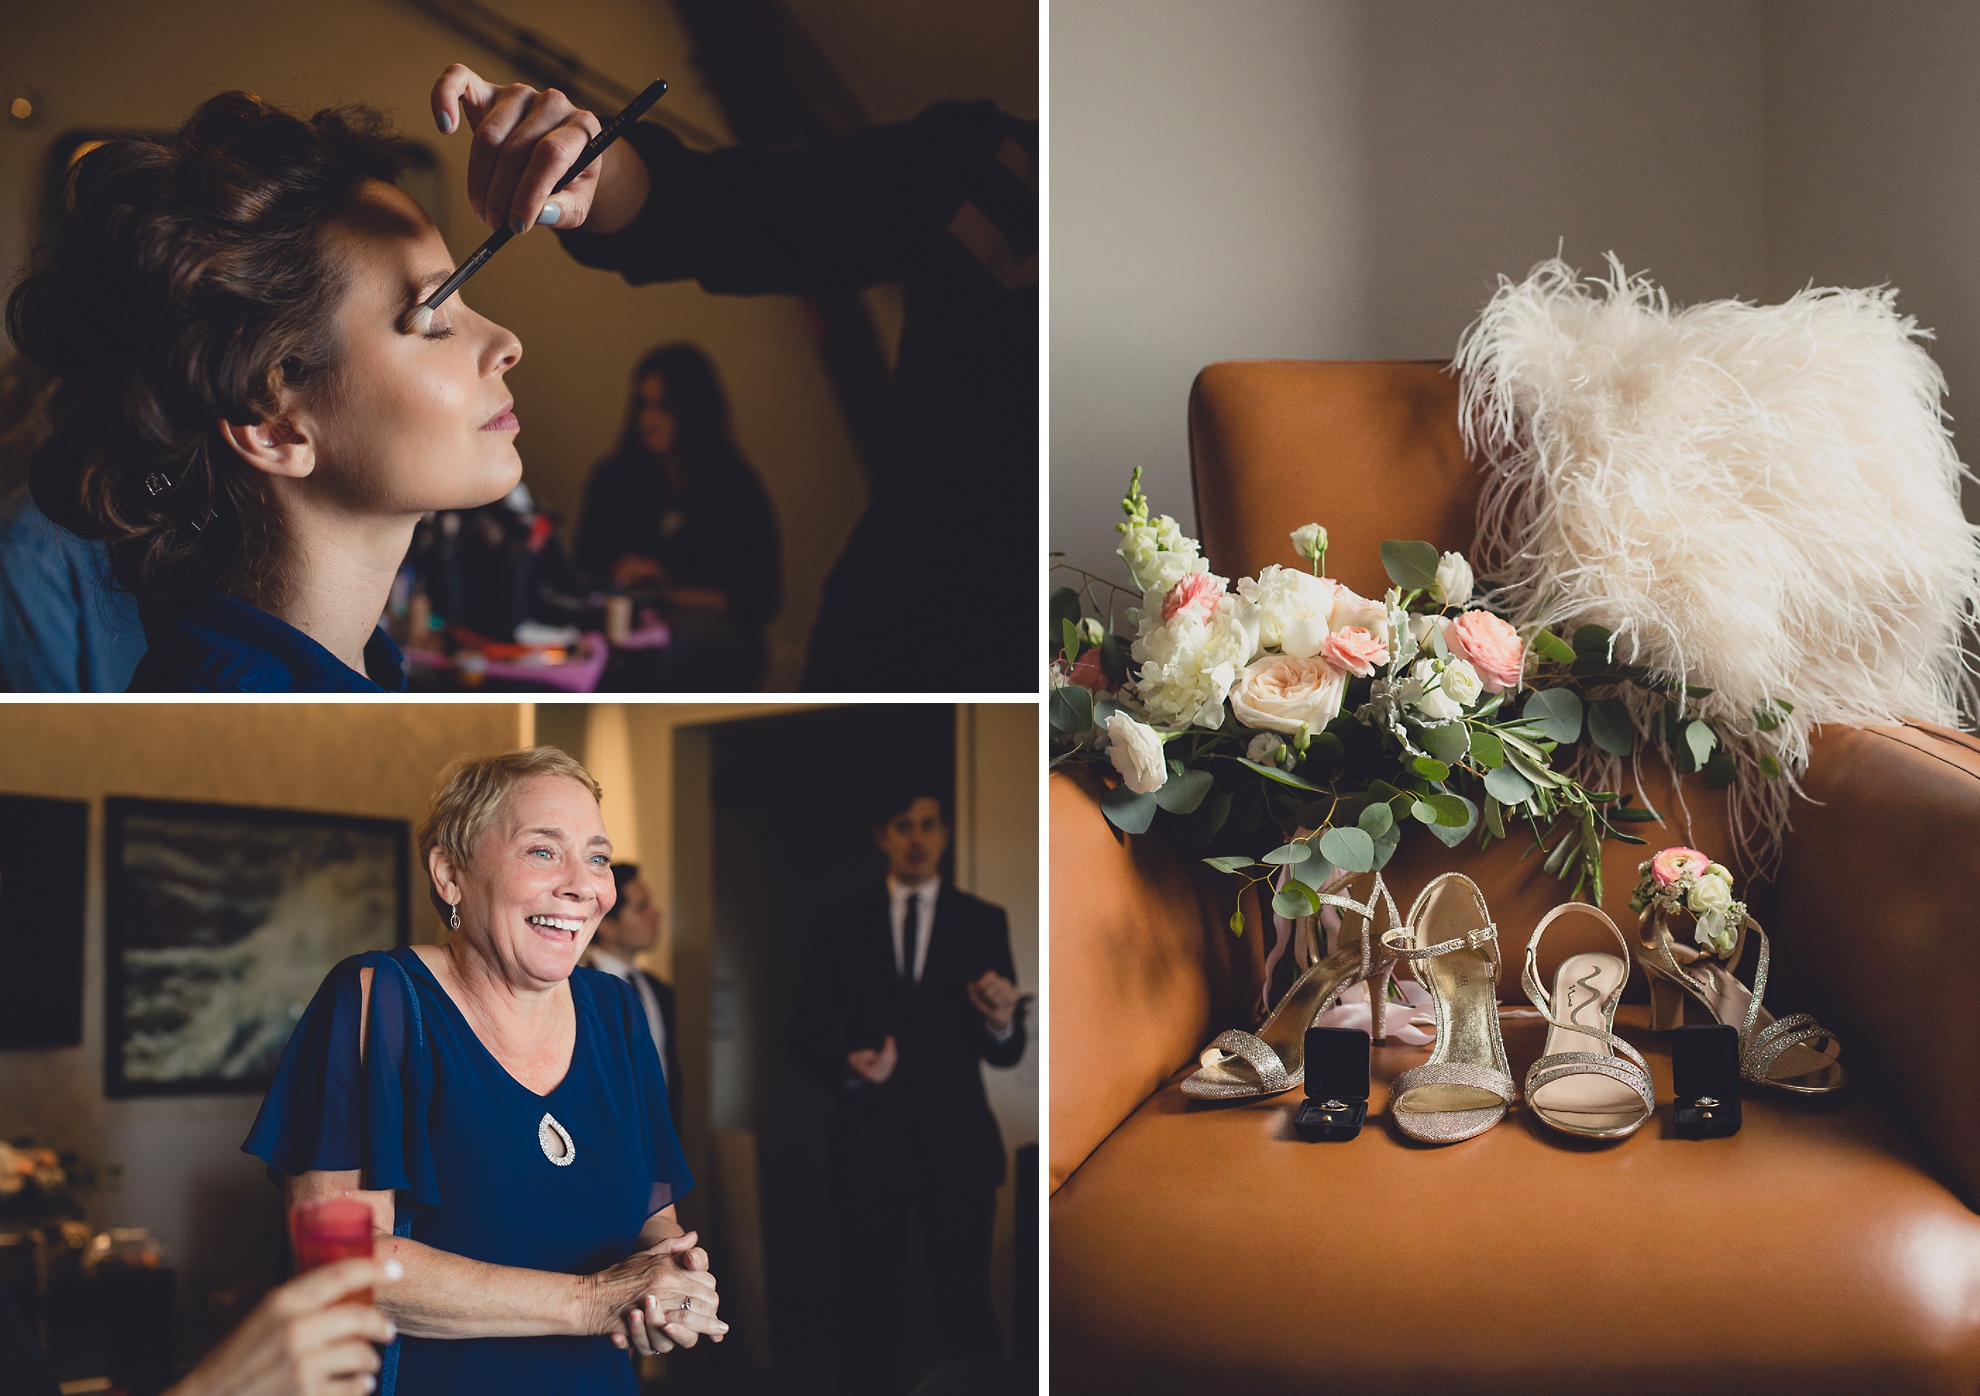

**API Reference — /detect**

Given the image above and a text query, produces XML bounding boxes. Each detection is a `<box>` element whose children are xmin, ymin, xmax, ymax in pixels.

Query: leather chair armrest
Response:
<box><xmin>1048</xmin><ymin>771</ymin><xmax>1264</xmax><ymax>1193</ymax></box>
<box><xmin>1774</xmin><ymin>721</ymin><xmax>1980</xmax><ymax>1205</ymax></box>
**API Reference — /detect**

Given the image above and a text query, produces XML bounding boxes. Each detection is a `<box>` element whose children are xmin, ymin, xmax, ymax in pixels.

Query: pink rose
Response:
<box><xmin>1650</xmin><ymin>847</ymin><xmax>1712</xmax><ymax>888</ymax></box>
<box><xmin>1230</xmin><ymin>654</ymin><xmax>1348</xmax><ymax>734</ymax></box>
<box><xmin>1445</xmin><ymin>611</ymin><xmax>1525</xmax><ymax>692</ymax></box>
<box><xmin>1320</xmin><ymin>626</ymin><xmax>1388</xmax><ymax>678</ymax></box>
<box><xmin>1162</xmin><ymin>571</ymin><xmax>1227</xmax><ymax>626</ymax></box>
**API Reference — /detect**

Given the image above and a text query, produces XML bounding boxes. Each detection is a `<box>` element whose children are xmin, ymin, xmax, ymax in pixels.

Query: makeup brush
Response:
<box><xmin>404</xmin><ymin>78</ymin><xmax>669</xmax><ymax>335</ymax></box>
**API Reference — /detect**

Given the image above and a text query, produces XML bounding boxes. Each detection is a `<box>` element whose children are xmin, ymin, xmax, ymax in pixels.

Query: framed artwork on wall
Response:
<box><xmin>103</xmin><ymin>797</ymin><xmax>409</xmax><ymax>1099</ymax></box>
<box><xmin>0</xmin><ymin>793</ymin><xmax>89</xmax><ymax>1049</ymax></box>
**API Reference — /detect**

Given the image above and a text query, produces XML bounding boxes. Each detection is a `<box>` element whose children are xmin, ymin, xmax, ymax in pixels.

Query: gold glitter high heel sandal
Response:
<box><xmin>1382</xmin><ymin>873</ymin><xmax>1516</xmax><ymax>1143</ymax></box>
<box><xmin>1183</xmin><ymin>875</ymin><xmax>1404</xmax><ymax>1100</ymax></box>
<box><xmin>1632</xmin><ymin>847</ymin><xmax>1846</xmax><ymax>1096</ymax></box>
<box><xmin>1519</xmin><ymin>903</ymin><xmax>1655</xmax><ymax>1140</ymax></box>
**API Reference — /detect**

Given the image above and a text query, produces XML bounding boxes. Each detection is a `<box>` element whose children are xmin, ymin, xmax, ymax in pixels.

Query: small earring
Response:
<box><xmin>449</xmin><ymin>906</ymin><xmax>461</xmax><ymax>931</ymax></box>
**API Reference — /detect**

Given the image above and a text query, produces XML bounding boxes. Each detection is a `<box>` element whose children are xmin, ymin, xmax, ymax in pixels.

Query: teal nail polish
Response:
<box><xmin>536</xmin><ymin>202</ymin><xmax>561</xmax><ymax>226</ymax></box>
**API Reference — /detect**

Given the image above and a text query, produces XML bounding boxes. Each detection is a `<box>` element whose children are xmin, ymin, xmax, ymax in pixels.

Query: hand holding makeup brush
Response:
<box><xmin>431</xmin><ymin>64</ymin><xmax>652</xmax><ymax>237</ymax></box>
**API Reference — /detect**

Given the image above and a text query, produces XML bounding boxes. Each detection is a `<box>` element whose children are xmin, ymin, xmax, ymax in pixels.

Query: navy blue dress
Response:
<box><xmin>243</xmin><ymin>948</ymin><xmax>691</xmax><ymax>1396</ymax></box>
<box><xmin>0</xmin><ymin>492</ymin><xmax>145</xmax><ymax>692</ymax></box>
<box><xmin>130</xmin><ymin>587</ymin><xmax>406</xmax><ymax>692</ymax></box>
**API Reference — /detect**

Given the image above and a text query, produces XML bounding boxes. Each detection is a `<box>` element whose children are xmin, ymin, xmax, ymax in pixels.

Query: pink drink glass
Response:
<box><xmin>288</xmin><ymin>1198</ymin><xmax>376</xmax><ymax>1306</ymax></box>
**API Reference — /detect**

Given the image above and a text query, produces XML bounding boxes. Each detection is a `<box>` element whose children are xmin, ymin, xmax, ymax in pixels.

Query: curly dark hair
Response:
<box><xmin>5</xmin><ymin>90</ymin><xmax>408</xmax><ymax>612</ymax></box>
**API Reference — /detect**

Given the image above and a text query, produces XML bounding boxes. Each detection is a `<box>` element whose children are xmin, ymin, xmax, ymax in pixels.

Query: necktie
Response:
<box><xmin>902</xmin><ymin>890</ymin><xmax>924</xmax><ymax>981</ymax></box>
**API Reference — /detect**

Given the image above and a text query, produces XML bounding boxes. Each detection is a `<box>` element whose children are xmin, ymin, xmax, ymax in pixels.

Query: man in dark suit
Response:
<box><xmin>788</xmin><ymin>786</ymin><xmax>1026</xmax><ymax>1395</ymax></box>
<box><xmin>585</xmin><ymin>862</ymin><xmax>682</xmax><ymax>1129</ymax></box>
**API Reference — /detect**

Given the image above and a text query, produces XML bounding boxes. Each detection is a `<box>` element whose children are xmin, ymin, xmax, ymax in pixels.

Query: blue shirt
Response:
<box><xmin>129</xmin><ymin>587</ymin><xmax>406</xmax><ymax>692</ymax></box>
<box><xmin>243</xmin><ymin>948</ymin><xmax>690</xmax><ymax>1396</ymax></box>
<box><xmin>0</xmin><ymin>491</ymin><xmax>145</xmax><ymax>692</ymax></box>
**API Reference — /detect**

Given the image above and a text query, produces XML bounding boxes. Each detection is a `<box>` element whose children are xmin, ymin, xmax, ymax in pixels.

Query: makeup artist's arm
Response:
<box><xmin>282</xmin><ymin>1172</ymin><xmax>723</xmax><ymax>1345</ymax></box>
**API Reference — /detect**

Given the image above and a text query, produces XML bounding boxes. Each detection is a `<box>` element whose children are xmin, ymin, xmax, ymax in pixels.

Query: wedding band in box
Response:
<box><xmin>1294</xmin><ymin>1027</ymin><xmax>1370</xmax><ymax>1142</ymax></box>
<box><xmin>1672</xmin><ymin>1024</ymin><xmax>1742</xmax><ymax>1139</ymax></box>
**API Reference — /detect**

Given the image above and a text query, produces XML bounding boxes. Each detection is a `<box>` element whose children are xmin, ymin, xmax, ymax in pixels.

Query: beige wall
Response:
<box><xmin>0</xmin><ymin>0</ymin><xmax>1034</xmax><ymax>690</ymax></box>
<box><xmin>0</xmin><ymin>702</ymin><xmax>525</xmax><ymax>1349</ymax></box>
<box><xmin>1051</xmin><ymin>0</ymin><xmax>1773</xmax><ymax>582</ymax></box>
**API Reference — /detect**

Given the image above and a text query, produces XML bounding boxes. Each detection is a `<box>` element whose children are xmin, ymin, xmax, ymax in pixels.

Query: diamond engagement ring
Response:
<box><xmin>680</xmin><ymin>1298</ymin><xmax>692</xmax><ymax>1312</ymax></box>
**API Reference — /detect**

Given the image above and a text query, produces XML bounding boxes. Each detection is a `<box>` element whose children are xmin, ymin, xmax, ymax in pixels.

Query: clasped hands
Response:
<box><xmin>846</xmin><ymin>971</ymin><xmax>1019</xmax><ymax>1084</ymax></box>
<box><xmin>592</xmin><ymin>1232</ymin><xmax>726</xmax><ymax>1356</ymax></box>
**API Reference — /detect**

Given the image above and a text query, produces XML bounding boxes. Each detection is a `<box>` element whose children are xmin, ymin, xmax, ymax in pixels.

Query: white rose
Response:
<box><xmin>1694</xmin><ymin>909</ymin><xmax>1737</xmax><ymax>956</ymax></box>
<box><xmin>1230</xmin><ymin>654</ymin><xmax>1348</xmax><ymax>734</ymax></box>
<box><xmin>1410</xmin><ymin>613</ymin><xmax>1451</xmax><ymax>653</ymax></box>
<box><xmin>1105</xmin><ymin>713</ymin><xmax>1169</xmax><ymax>793</ymax></box>
<box><xmin>1439</xmin><ymin>657</ymin><xmax>1483</xmax><ymax>707</ymax></box>
<box><xmin>1291</xmin><ymin>523</ymin><xmax>1328</xmax><ymax>562</ymax></box>
<box><xmin>1688</xmin><ymin>871</ymin><xmax>1734</xmax><ymax>916</ymax></box>
<box><xmin>1407</xmin><ymin>658</ymin><xmax>1464</xmax><ymax>723</ymax></box>
<box><xmin>1329</xmin><ymin>586</ymin><xmax>1391</xmax><ymax>648</ymax></box>
<box><xmin>1131</xmin><ymin>597</ymin><xmax>1258</xmax><ymax>729</ymax></box>
<box><xmin>1431</xmin><ymin>551</ymin><xmax>1474</xmax><ymax>606</ymax></box>
<box><xmin>1246</xmin><ymin>732</ymin><xmax>1287</xmax><ymax>765</ymax></box>
<box><xmin>1236</xmin><ymin>565</ymin><xmax>1340</xmax><ymax>657</ymax></box>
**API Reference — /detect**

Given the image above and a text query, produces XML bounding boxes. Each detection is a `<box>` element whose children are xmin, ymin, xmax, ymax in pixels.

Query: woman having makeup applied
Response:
<box><xmin>5</xmin><ymin>92</ymin><xmax>528</xmax><ymax>690</ymax></box>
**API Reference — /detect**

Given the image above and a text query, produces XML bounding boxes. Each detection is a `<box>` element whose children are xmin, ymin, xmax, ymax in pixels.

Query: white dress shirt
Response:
<box><xmin>887</xmin><ymin>875</ymin><xmax>939</xmax><ymax>983</ymax></box>
<box><xmin>588</xmin><ymin>947</ymin><xmax>669</xmax><ymax>1088</ymax></box>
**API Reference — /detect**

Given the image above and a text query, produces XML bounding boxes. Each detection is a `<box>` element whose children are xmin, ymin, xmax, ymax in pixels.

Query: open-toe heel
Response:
<box><xmin>1382</xmin><ymin>873</ymin><xmax>1516</xmax><ymax>1144</ymax></box>
<box><xmin>1183</xmin><ymin>874</ymin><xmax>1403</xmax><ymax>1100</ymax></box>
<box><xmin>1520</xmin><ymin>903</ymin><xmax>1656</xmax><ymax>1140</ymax></box>
<box><xmin>1632</xmin><ymin>847</ymin><xmax>1846</xmax><ymax>1096</ymax></box>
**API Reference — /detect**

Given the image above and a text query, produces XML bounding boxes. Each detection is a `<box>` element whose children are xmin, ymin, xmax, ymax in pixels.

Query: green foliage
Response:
<box><xmin>1426</xmin><ymin>795</ymin><xmax>1478</xmax><ymax>847</ymax></box>
<box><xmin>1100</xmin><ymin>784</ymin><xmax>1157</xmax><ymax>834</ymax></box>
<box><xmin>1229</xmin><ymin>909</ymin><xmax>1245</xmax><ymax>935</ymax></box>
<box><xmin>1421</xmin><ymin>723</ymin><xmax>1470</xmax><ymax>765</ymax></box>
<box><xmin>1049</xmin><ymin>685</ymin><xmax>1093</xmax><ymax>735</ymax></box>
<box><xmin>1155</xmin><ymin>768</ymin><xmax>1213</xmax><ymax>813</ymax></box>
<box><xmin>1203</xmin><ymin>856</ymin><xmax>1256</xmax><ymax>874</ymax></box>
<box><xmin>1484</xmin><ymin>764</ymin><xmax>1534</xmax><ymax>805</ymax></box>
<box><xmin>1530</xmin><ymin>628</ymin><xmax>1576</xmax><ymax>664</ymax></box>
<box><xmin>1468</xmin><ymin>727</ymin><xmax>1505</xmax><ymax>769</ymax></box>
<box><xmin>1049</xmin><ymin>587</ymin><xmax>1082</xmax><ymax>642</ymax></box>
<box><xmin>1237</xmin><ymin>758</ymin><xmax>1325</xmax><ymax>791</ymax></box>
<box><xmin>1381</xmin><ymin>540</ymin><xmax>1441</xmax><ymax>590</ymax></box>
<box><xmin>1684</xmin><ymin>719</ymin><xmax>1718</xmax><ymax>771</ymax></box>
<box><xmin>1587</xmin><ymin>697</ymin><xmax>1634</xmax><ymax>756</ymax></box>
<box><xmin>1260</xmin><ymin>841</ymin><xmax>1312</xmax><ymax>865</ymax></box>
<box><xmin>1318</xmin><ymin>825</ymin><xmax>1376</xmax><ymax>872</ymax></box>
<box><xmin>1523</xmin><ymin>687</ymin><xmax>1584</xmax><ymax>744</ymax></box>
<box><xmin>1411</xmin><ymin>755</ymin><xmax>1451</xmax><ymax>782</ymax></box>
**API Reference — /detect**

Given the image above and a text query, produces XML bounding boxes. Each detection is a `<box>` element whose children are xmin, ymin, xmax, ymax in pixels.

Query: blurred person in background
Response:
<box><xmin>576</xmin><ymin>344</ymin><xmax>781</xmax><ymax>690</ymax></box>
<box><xmin>432</xmin><ymin>67</ymin><xmax>1036</xmax><ymax>693</ymax></box>
<box><xmin>0</xmin><ymin>356</ymin><xmax>144</xmax><ymax>690</ymax></box>
<box><xmin>788</xmin><ymin>785</ymin><xmax>1026</xmax><ymax>1395</ymax></box>
<box><xmin>584</xmin><ymin>862</ymin><xmax>683</xmax><ymax>1131</ymax></box>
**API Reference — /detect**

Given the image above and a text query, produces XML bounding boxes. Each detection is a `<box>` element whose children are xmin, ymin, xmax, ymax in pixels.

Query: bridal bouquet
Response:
<box><xmin>1049</xmin><ymin>470</ymin><xmax>1784</xmax><ymax>929</ymax></box>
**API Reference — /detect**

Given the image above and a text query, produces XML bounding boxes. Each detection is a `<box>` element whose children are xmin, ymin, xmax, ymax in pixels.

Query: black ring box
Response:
<box><xmin>1294</xmin><ymin>1027</ymin><xmax>1369</xmax><ymax>1141</ymax></box>
<box><xmin>1671</xmin><ymin>1023</ymin><xmax>1742</xmax><ymax>1138</ymax></box>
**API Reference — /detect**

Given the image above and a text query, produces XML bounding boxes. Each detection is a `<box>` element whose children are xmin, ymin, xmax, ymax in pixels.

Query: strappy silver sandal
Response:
<box><xmin>1182</xmin><ymin>874</ymin><xmax>1404</xmax><ymax>1100</ymax></box>
<box><xmin>1383</xmin><ymin>873</ymin><xmax>1516</xmax><ymax>1144</ymax></box>
<box><xmin>1520</xmin><ymin>902</ymin><xmax>1656</xmax><ymax>1140</ymax></box>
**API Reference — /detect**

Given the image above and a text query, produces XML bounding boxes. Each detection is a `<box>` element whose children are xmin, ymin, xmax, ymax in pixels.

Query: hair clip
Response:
<box><xmin>144</xmin><ymin>472</ymin><xmax>172</xmax><ymax>497</ymax></box>
<box><xmin>188</xmin><ymin>509</ymin><xmax>217</xmax><ymax>533</ymax></box>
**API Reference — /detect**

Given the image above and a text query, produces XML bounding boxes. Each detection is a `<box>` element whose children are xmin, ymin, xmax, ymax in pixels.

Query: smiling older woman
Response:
<box><xmin>244</xmin><ymin>748</ymin><xmax>722</xmax><ymax>1396</ymax></box>
<box><xmin>6</xmin><ymin>92</ymin><xmax>524</xmax><ymax>690</ymax></box>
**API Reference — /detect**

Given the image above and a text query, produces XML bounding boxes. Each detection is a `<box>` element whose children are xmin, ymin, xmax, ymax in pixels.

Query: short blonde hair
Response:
<box><xmin>419</xmin><ymin>747</ymin><xmax>603</xmax><ymax>911</ymax></box>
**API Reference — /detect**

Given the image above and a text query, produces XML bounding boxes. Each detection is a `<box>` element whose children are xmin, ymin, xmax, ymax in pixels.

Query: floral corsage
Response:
<box><xmin>1629</xmin><ymin>846</ymin><xmax>1744</xmax><ymax>956</ymax></box>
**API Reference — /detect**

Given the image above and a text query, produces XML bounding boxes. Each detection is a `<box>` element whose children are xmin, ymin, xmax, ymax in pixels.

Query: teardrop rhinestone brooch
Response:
<box><xmin>539</xmin><ymin>1112</ymin><xmax>576</xmax><ymax>1166</ymax></box>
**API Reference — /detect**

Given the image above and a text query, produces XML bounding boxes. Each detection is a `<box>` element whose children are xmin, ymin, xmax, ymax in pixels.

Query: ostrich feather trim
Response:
<box><xmin>1455</xmin><ymin>256</ymin><xmax>1980</xmax><ymax>866</ymax></box>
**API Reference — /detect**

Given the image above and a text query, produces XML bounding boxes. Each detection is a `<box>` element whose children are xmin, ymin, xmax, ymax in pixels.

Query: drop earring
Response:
<box><xmin>449</xmin><ymin>906</ymin><xmax>461</xmax><ymax>931</ymax></box>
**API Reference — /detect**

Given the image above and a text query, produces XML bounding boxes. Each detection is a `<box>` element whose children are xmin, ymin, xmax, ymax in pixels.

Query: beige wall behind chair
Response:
<box><xmin>0</xmin><ymin>702</ymin><xmax>525</xmax><ymax>1354</ymax></box>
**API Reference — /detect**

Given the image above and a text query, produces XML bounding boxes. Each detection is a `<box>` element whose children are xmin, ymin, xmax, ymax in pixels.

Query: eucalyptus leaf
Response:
<box><xmin>1318</xmin><ymin>825</ymin><xmax>1376</xmax><ymax>873</ymax></box>
<box><xmin>1049</xmin><ymin>685</ymin><xmax>1093</xmax><ymax>735</ymax></box>
<box><xmin>1049</xmin><ymin>586</ymin><xmax>1082</xmax><ymax>635</ymax></box>
<box><xmin>1411</xmin><ymin>755</ymin><xmax>1451</xmax><ymax>782</ymax></box>
<box><xmin>1101</xmin><ymin>784</ymin><xmax>1158</xmax><ymax>834</ymax></box>
<box><xmin>1484</xmin><ymin>764</ymin><xmax>1535</xmax><ymax>805</ymax></box>
<box><xmin>1483</xmin><ymin>796</ymin><xmax>1507</xmax><ymax>839</ymax></box>
<box><xmin>1291</xmin><ymin>853</ymin><xmax>1338</xmax><ymax>892</ymax></box>
<box><xmin>1237</xmin><ymin>758</ymin><xmax>1325</xmax><ymax>792</ymax></box>
<box><xmin>1061</xmin><ymin>616</ymin><xmax>1081</xmax><ymax>662</ymax></box>
<box><xmin>1273</xmin><ymin>883</ymin><xmax>1319</xmax><ymax>920</ymax></box>
<box><xmin>1098</xmin><ymin>632</ymin><xmax>1131</xmax><ymax>686</ymax></box>
<box><xmin>1587</xmin><ymin>697</ymin><xmax>1634</xmax><ymax>757</ymax></box>
<box><xmin>1260</xmin><ymin>841</ymin><xmax>1312</xmax><ymax>865</ymax></box>
<box><xmin>1369</xmin><ymin>820</ymin><xmax>1402</xmax><ymax>870</ymax></box>
<box><xmin>1410</xmin><ymin>799</ymin><xmax>1441</xmax><ymax>826</ymax></box>
<box><xmin>1507</xmin><ymin>750</ymin><xmax>1560</xmax><ymax>789</ymax></box>
<box><xmin>1381</xmin><ymin>539</ymin><xmax>1442</xmax><ymax>590</ymax></box>
<box><xmin>1522</xmin><ymin>687</ymin><xmax>1584</xmax><ymax>744</ymax></box>
<box><xmin>1685</xmin><ymin>719</ymin><xmax>1718</xmax><ymax>772</ymax></box>
<box><xmin>1530</xmin><ymin>628</ymin><xmax>1576</xmax><ymax>664</ymax></box>
<box><xmin>1204</xmin><ymin>790</ymin><xmax>1233</xmax><ymax>838</ymax></box>
<box><xmin>1358</xmin><ymin>802</ymin><xmax>1395</xmax><ymax>839</ymax></box>
<box><xmin>1203</xmin><ymin>855</ymin><xmax>1256</xmax><ymax>874</ymax></box>
<box><xmin>1155</xmin><ymin>767</ymin><xmax>1213</xmax><ymax>813</ymax></box>
<box><xmin>1421</xmin><ymin>722</ymin><xmax>1471</xmax><ymax>766</ymax></box>
<box><xmin>1701</xmin><ymin>748</ymin><xmax>1737</xmax><ymax>790</ymax></box>
<box><xmin>1425</xmin><ymin>793</ymin><xmax>1472</xmax><ymax>828</ymax></box>
<box><xmin>1469</xmin><ymin>727</ymin><xmax>1505</xmax><ymax>769</ymax></box>
<box><xmin>1427</xmin><ymin>795</ymin><xmax>1478</xmax><ymax>847</ymax></box>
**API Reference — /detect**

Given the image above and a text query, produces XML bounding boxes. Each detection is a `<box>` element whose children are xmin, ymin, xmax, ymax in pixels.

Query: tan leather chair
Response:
<box><xmin>1050</xmin><ymin>361</ymin><xmax>1980</xmax><ymax>1394</ymax></box>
